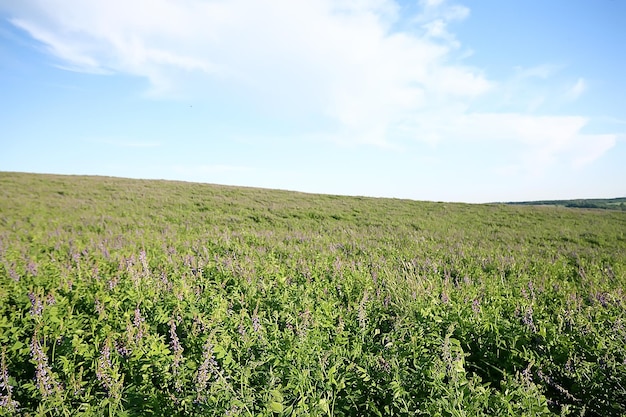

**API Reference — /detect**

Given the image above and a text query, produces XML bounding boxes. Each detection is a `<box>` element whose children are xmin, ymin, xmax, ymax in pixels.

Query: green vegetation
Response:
<box><xmin>1</xmin><ymin>171</ymin><xmax>625</xmax><ymax>416</ymax></box>
<box><xmin>505</xmin><ymin>197</ymin><xmax>626</xmax><ymax>211</ymax></box>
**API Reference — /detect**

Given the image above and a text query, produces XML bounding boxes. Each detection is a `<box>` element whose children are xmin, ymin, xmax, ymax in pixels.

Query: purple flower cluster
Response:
<box><xmin>441</xmin><ymin>291</ymin><xmax>450</xmax><ymax>304</ymax></box>
<box><xmin>132</xmin><ymin>307</ymin><xmax>146</xmax><ymax>342</ymax></box>
<box><xmin>471</xmin><ymin>298</ymin><xmax>481</xmax><ymax>314</ymax></box>
<box><xmin>593</xmin><ymin>292</ymin><xmax>609</xmax><ymax>307</ymax></box>
<box><xmin>522</xmin><ymin>305</ymin><xmax>537</xmax><ymax>332</ymax></box>
<box><xmin>139</xmin><ymin>250</ymin><xmax>149</xmax><ymax>275</ymax></box>
<box><xmin>196</xmin><ymin>340</ymin><xmax>220</xmax><ymax>402</ymax></box>
<box><xmin>96</xmin><ymin>343</ymin><xmax>113</xmax><ymax>390</ymax></box>
<box><xmin>115</xmin><ymin>341</ymin><xmax>131</xmax><ymax>358</ymax></box>
<box><xmin>46</xmin><ymin>294</ymin><xmax>56</xmax><ymax>306</ymax></box>
<box><xmin>30</xmin><ymin>335</ymin><xmax>62</xmax><ymax>398</ymax></box>
<box><xmin>358</xmin><ymin>291</ymin><xmax>368</xmax><ymax>329</ymax></box>
<box><xmin>383</xmin><ymin>295</ymin><xmax>391</xmax><ymax>308</ymax></box>
<box><xmin>169</xmin><ymin>319</ymin><xmax>184</xmax><ymax>376</ymax></box>
<box><xmin>107</xmin><ymin>274</ymin><xmax>119</xmax><ymax>290</ymax></box>
<box><xmin>5</xmin><ymin>262</ymin><xmax>19</xmax><ymax>282</ymax></box>
<box><xmin>29</xmin><ymin>293</ymin><xmax>56</xmax><ymax>317</ymax></box>
<box><xmin>537</xmin><ymin>369</ymin><xmax>578</xmax><ymax>402</ymax></box>
<box><xmin>133</xmin><ymin>308</ymin><xmax>145</xmax><ymax>328</ymax></box>
<box><xmin>160</xmin><ymin>271</ymin><xmax>171</xmax><ymax>292</ymax></box>
<box><xmin>100</xmin><ymin>242</ymin><xmax>110</xmax><ymax>260</ymax></box>
<box><xmin>378</xmin><ymin>357</ymin><xmax>391</xmax><ymax>374</ymax></box>
<box><xmin>521</xmin><ymin>362</ymin><xmax>533</xmax><ymax>386</ymax></box>
<box><xmin>26</xmin><ymin>260</ymin><xmax>38</xmax><ymax>276</ymax></box>
<box><xmin>28</xmin><ymin>293</ymin><xmax>43</xmax><ymax>316</ymax></box>
<box><xmin>225</xmin><ymin>405</ymin><xmax>240</xmax><ymax>416</ymax></box>
<box><xmin>71</xmin><ymin>249</ymin><xmax>80</xmax><ymax>265</ymax></box>
<box><xmin>96</xmin><ymin>340</ymin><xmax>123</xmax><ymax>400</ymax></box>
<box><xmin>94</xmin><ymin>298</ymin><xmax>105</xmax><ymax>316</ymax></box>
<box><xmin>251</xmin><ymin>314</ymin><xmax>261</xmax><ymax>333</ymax></box>
<box><xmin>0</xmin><ymin>350</ymin><xmax>19</xmax><ymax>413</ymax></box>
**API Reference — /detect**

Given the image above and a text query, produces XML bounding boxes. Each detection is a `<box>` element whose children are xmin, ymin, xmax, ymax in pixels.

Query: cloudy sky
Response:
<box><xmin>1</xmin><ymin>0</ymin><xmax>625</xmax><ymax>203</ymax></box>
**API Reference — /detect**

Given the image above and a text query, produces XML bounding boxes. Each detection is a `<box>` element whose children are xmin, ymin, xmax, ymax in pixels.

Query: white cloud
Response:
<box><xmin>10</xmin><ymin>18</ymin><xmax>107</xmax><ymax>73</ymax></box>
<box><xmin>513</xmin><ymin>64</ymin><xmax>562</xmax><ymax>80</ymax></box>
<box><xmin>404</xmin><ymin>109</ymin><xmax>616</xmax><ymax>174</ymax></box>
<box><xmin>2</xmin><ymin>0</ymin><xmax>616</xmax><ymax>173</ymax></box>
<box><xmin>566</xmin><ymin>78</ymin><xmax>587</xmax><ymax>101</ymax></box>
<box><xmin>421</xmin><ymin>0</ymin><xmax>446</xmax><ymax>7</ymax></box>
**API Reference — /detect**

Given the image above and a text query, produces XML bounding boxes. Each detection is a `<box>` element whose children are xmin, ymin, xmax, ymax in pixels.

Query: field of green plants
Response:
<box><xmin>1</xmin><ymin>172</ymin><xmax>625</xmax><ymax>416</ymax></box>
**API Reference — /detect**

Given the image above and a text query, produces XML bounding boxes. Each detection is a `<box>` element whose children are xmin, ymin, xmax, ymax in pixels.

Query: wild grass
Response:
<box><xmin>1</xmin><ymin>171</ymin><xmax>625</xmax><ymax>416</ymax></box>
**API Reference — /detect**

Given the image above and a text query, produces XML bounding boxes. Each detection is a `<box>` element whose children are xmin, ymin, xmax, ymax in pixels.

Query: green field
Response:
<box><xmin>1</xmin><ymin>171</ymin><xmax>625</xmax><ymax>416</ymax></box>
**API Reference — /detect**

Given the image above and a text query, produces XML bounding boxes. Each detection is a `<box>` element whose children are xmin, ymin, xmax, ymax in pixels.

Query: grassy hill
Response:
<box><xmin>1</xmin><ymin>171</ymin><xmax>625</xmax><ymax>416</ymax></box>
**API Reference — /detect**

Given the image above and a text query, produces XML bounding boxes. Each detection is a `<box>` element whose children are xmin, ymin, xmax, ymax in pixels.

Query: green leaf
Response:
<box><xmin>269</xmin><ymin>401</ymin><xmax>283</xmax><ymax>413</ymax></box>
<box><xmin>270</xmin><ymin>389</ymin><xmax>284</xmax><ymax>402</ymax></box>
<box><xmin>214</xmin><ymin>344</ymin><xmax>227</xmax><ymax>360</ymax></box>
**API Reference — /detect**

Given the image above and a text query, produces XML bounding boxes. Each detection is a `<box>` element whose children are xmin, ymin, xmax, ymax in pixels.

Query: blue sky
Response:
<box><xmin>1</xmin><ymin>0</ymin><xmax>625</xmax><ymax>203</ymax></box>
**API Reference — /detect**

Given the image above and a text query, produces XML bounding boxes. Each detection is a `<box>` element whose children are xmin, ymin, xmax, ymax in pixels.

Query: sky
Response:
<box><xmin>1</xmin><ymin>0</ymin><xmax>625</xmax><ymax>203</ymax></box>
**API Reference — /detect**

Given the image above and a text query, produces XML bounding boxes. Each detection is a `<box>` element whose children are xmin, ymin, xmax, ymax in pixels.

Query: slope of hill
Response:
<box><xmin>1</xmin><ymin>171</ymin><xmax>625</xmax><ymax>416</ymax></box>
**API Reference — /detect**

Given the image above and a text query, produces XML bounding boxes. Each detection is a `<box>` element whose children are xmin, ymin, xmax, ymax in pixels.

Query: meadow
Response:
<box><xmin>0</xmin><ymin>171</ymin><xmax>625</xmax><ymax>416</ymax></box>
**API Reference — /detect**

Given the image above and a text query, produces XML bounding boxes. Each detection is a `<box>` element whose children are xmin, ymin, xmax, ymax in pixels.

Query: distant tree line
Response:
<box><xmin>506</xmin><ymin>198</ymin><xmax>626</xmax><ymax>211</ymax></box>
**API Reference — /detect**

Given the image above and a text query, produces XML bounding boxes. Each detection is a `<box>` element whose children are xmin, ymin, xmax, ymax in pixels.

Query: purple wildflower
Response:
<box><xmin>441</xmin><ymin>291</ymin><xmax>450</xmax><ymax>304</ymax></box>
<box><xmin>472</xmin><ymin>298</ymin><xmax>481</xmax><ymax>314</ymax></box>
<box><xmin>196</xmin><ymin>340</ymin><xmax>220</xmax><ymax>403</ymax></box>
<box><xmin>358</xmin><ymin>291</ymin><xmax>368</xmax><ymax>329</ymax></box>
<box><xmin>286</xmin><ymin>322</ymin><xmax>295</xmax><ymax>334</ymax></box>
<box><xmin>169</xmin><ymin>319</ymin><xmax>184</xmax><ymax>376</ymax></box>
<box><xmin>537</xmin><ymin>369</ymin><xmax>578</xmax><ymax>401</ymax></box>
<box><xmin>378</xmin><ymin>357</ymin><xmax>391</xmax><ymax>374</ymax></box>
<box><xmin>6</xmin><ymin>263</ymin><xmax>19</xmax><ymax>282</ymax></box>
<box><xmin>225</xmin><ymin>405</ymin><xmax>240</xmax><ymax>416</ymax></box>
<box><xmin>139</xmin><ymin>250</ymin><xmax>149</xmax><ymax>275</ymax></box>
<box><xmin>160</xmin><ymin>271</ymin><xmax>171</xmax><ymax>291</ymax></box>
<box><xmin>383</xmin><ymin>295</ymin><xmax>391</xmax><ymax>308</ymax></box>
<box><xmin>251</xmin><ymin>305</ymin><xmax>262</xmax><ymax>334</ymax></box>
<box><xmin>46</xmin><ymin>294</ymin><xmax>56</xmax><ymax>306</ymax></box>
<box><xmin>115</xmin><ymin>341</ymin><xmax>131</xmax><ymax>358</ymax></box>
<box><xmin>26</xmin><ymin>261</ymin><xmax>38</xmax><ymax>277</ymax></box>
<box><xmin>108</xmin><ymin>275</ymin><xmax>119</xmax><ymax>291</ymax></box>
<box><xmin>96</xmin><ymin>343</ymin><xmax>113</xmax><ymax>389</ymax></box>
<box><xmin>522</xmin><ymin>305</ymin><xmax>537</xmax><ymax>332</ymax></box>
<box><xmin>95</xmin><ymin>298</ymin><xmax>105</xmax><ymax>316</ymax></box>
<box><xmin>125</xmin><ymin>307</ymin><xmax>147</xmax><ymax>347</ymax></box>
<box><xmin>0</xmin><ymin>349</ymin><xmax>19</xmax><ymax>413</ymax></box>
<box><xmin>371</xmin><ymin>269</ymin><xmax>378</xmax><ymax>286</ymax></box>
<box><xmin>28</xmin><ymin>293</ymin><xmax>43</xmax><ymax>317</ymax></box>
<box><xmin>594</xmin><ymin>292</ymin><xmax>609</xmax><ymax>307</ymax></box>
<box><xmin>96</xmin><ymin>340</ymin><xmax>123</xmax><ymax>400</ymax></box>
<box><xmin>252</xmin><ymin>315</ymin><xmax>261</xmax><ymax>333</ymax></box>
<box><xmin>30</xmin><ymin>335</ymin><xmax>62</xmax><ymax>398</ymax></box>
<box><xmin>521</xmin><ymin>363</ymin><xmax>533</xmax><ymax>386</ymax></box>
<box><xmin>133</xmin><ymin>307</ymin><xmax>146</xmax><ymax>341</ymax></box>
<box><xmin>100</xmin><ymin>243</ymin><xmax>110</xmax><ymax>260</ymax></box>
<box><xmin>71</xmin><ymin>250</ymin><xmax>80</xmax><ymax>265</ymax></box>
